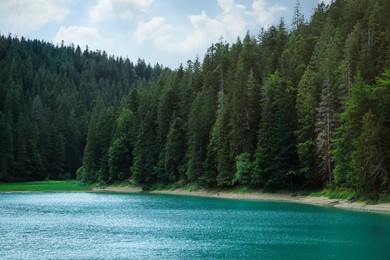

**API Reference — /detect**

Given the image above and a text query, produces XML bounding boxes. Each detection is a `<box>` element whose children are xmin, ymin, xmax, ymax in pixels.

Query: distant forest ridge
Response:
<box><xmin>0</xmin><ymin>0</ymin><xmax>389</xmax><ymax>198</ymax></box>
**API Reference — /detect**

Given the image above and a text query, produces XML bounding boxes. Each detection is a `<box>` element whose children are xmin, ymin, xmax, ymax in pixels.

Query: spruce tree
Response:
<box><xmin>131</xmin><ymin>110</ymin><xmax>158</xmax><ymax>184</ymax></box>
<box><xmin>163</xmin><ymin>116</ymin><xmax>186</xmax><ymax>182</ymax></box>
<box><xmin>253</xmin><ymin>71</ymin><xmax>297</xmax><ymax>189</ymax></box>
<box><xmin>0</xmin><ymin>112</ymin><xmax>13</xmax><ymax>181</ymax></box>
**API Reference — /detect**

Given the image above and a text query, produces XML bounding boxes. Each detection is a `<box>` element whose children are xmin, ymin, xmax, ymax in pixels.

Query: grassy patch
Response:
<box><xmin>233</xmin><ymin>186</ymin><xmax>253</xmax><ymax>194</ymax></box>
<box><xmin>379</xmin><ymin>194</ymin><xmax>390</xmax><ymax>203</ymax></box>
<box><xmin>311</xmin><ymin>188</ymin><xmax>390</xmax><ymax>204</ymax></box>
<box><xmin>181</xmin><ymin>183</ymin><xmax>202</xmax><ymax>192</ymax></box>
<box><xmin>311</xmin><ymin>188</ymin><xmax>356</xmax><ymax>200</ymax></box>
<box><xmin>0</xmin><ymin>181</ymin><xmax>93</xmax><ymax>192</ymax></box>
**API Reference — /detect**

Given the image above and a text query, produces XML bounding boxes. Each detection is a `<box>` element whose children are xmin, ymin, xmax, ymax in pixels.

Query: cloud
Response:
<box><xmin>89</xmin><ymin>0</ymin><xmax>154</xmax><ymax>23</ymax></box>
<box><xmin>133</xmin><ymin>17</ymin><xmax>175</xmax><ymax>46</ymax></box>
<box><xmin>252</xmin><ymin>0</ymin><xmax>288</xmax><ymax>27</ymax></box>
<box><xmin>54</xmin><ymin>26</ymin><xmax>115</xmax><ymax>51</ymax></box>
<box><xmin>89</xmin><ymin>0</ymin><xmax>112</xmax><ymax>24</ymax></box>
<box><xmin>133</xmin><ymin>13</ymin><xmax>217</xmax><ymax>55</ymax></box>
<box><xmin>217</xmin><ymin>0</ymin><xmax>248</xmax><ymax>37</ymax></box>
<box><xmin>133</xmin><ymin>0</ymin><xmax>287</xmax><ymax>56</ymax></box>
<box><xmin>0</xmin><ymin>0</ymin><xmax>71</xmax><ymax>32</ymax></box>
<box><xmin>319</xmin><ymin>0</ymin><xmax>332</xmax><ymax>5</ymax></box>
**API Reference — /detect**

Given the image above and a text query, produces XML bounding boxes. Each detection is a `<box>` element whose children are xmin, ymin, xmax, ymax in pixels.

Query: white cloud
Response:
<box><xmin>54</xmin><ymin>26</ymin><xmax>115</xmax><ymax>51</ymax></box>
<box><xmin>217</xmin><ymin>0</ymin><xmax>248</xmax><ymax>37</ymax></box>
<box><xmin>89</xmin><ymin>0</ymin><xmax>154</xmax><ymax>23</ymax></box>
<box><xmin>133</xmin><ymin>0</ymin><xmax>287</xmax><ymax>57</ymax></box>
<box><xmin>0</xmin><ymin>0</ymin><xmax>71</xmax><ymax>32</ymax></box>
<box><xmin>89</xmin><ymin>0</ymin><xmax>112</xmax><ymax>24</ymax></box>
<box><xmin>166</xmin><ymin>12</ymin><xmax>223</xmax><ymax>53</ymax></box>
<box><xmin>319</xmin><ymin>0</ymin><xmax>332</xmax><ymax>5</ymax></box>
<box><xmin>114</xmin><ymin>0</ymin><xmax>154</xmax><ymax>10</ymax></box>
<box><xmin>252</xmin><ymin>0</ymin><xmax>288</xmax><ymax>27</ymax></box>
<box><xmin>133</xmin><ymin>13</ymin><xmax>218</xmax><ymax>55</ymax></box>
<box><xmin>133</xmin><ymin>17</ymin><xmax>175</xmax><ymax>46</ymax></box>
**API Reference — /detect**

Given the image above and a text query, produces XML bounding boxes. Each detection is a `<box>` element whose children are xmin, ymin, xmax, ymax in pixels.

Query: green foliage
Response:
<box><xmin>0</xmin><ymin>112</ymin><xmax>13</xmax><ymax>181</ymax></box>
<box><xmin>108</xmin><ymin>136</ymin><xmax>131</xmax><ymax>181</ymax></box>
<box><xmin>0</xmin><ymin>34</ymin><xmax>161</xmax><ymax>182</ymax></box>
<box><xmin>0</xmin><ymin>181</ymin><xmax>93</xmax><ymax>192</ymax></box>
<box><xmin>163</xmin><ymin>117</ymin><xmax>186</xmax><ymax>182</ymax></box>
<box><xmin>131</xmin><ymin>109</ymin><xmax>158</xmax><ymax>184</ymax></box>
<box><xmin>233</xmin><ymin>153</ymin><xmax>253</xmax><ymax>186</ymax></box>
<box><xmin>186</xmin><ymin>88</ymin><xmax>217</xmax><ymax>183</ymax></box>
<box><xmin>1</xmin><ymin>0</ymin><xmax>390</xmax><ymax>199</ymax></box>
<box><xmin>253</xmin><ymin>71</ymin><xmax>298</xmax><ymax>189</ymax></box>
<box><xmin>82</xmin><ymin>100</ymin><xmax>114</xmax><ymax>183</ymax></box>
<box><xmin>332</xmin><ymin>76</ymin><xmax>371</xmax><ymax>187</ymax></box>
<box><xmin>333</xmin><ymin>69</ymin><xmax>390</xmax><ymax>196</ymax></box>
<box><xmin>76</xmin><ymin>166</ymin><xmax>93</xmax><ymax>184</ymax></box>
<box><xmin>233</xmin><ymin>186</ymin><xmax>253</xmax><ymax>194</ymax></box>
<box><xmin>312</xmin><ymin>188</ymin><xmax>356</xmax><ymax>200</ymax></box>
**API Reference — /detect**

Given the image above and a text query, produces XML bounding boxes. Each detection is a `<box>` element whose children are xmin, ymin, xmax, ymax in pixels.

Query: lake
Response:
<box><xmin>0</xmin><ymin>192</ymin><xmax>389</xmax><ymax>259</ymax></box>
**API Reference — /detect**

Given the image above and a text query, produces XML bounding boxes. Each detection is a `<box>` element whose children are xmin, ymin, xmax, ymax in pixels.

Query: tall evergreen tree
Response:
<box><xmin>0</xmin><ymin>112</ymin><xmax>13</xmax><ymax>181</ymax></box>
<box><xmin>253</xmin><ymin>71</ymin><xmax>297</xmax><ymax>189</ymax></box>
<box><xmin>163</xmin><ymin>116</ymin><xmax>186</xmax><ymax>182</ymax></box>
<box><xmin>186</xmin><ymin>86</ymin><xmax>217</xmax><ymax>183</ymax></box>
<box><xmin>332</xmin><ymin>75</ymin><xmax>372</xmax><ymax>190</ymax></box>
<box><xmin>315</xmin><ymin>76</ymin><xmax>335</xmax><ymax>184</ymax></box>
<box><xmin>131</xmin><ymin>110</ymin><xmax>158</xmax><ymax>184</ymax></box>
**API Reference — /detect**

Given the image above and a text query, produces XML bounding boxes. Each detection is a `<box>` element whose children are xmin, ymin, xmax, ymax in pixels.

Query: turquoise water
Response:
<box><xmin>0</xmin><ymin>192</ymin><xmax>389</xmax><ymax>259</ymax></box>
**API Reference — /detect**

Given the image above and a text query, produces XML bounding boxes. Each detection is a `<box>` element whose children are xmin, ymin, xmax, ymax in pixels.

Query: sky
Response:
<box><xmin>0</xmin><ymin>0</ymin><xmax>332</xmax><ymax>69</ymax></box>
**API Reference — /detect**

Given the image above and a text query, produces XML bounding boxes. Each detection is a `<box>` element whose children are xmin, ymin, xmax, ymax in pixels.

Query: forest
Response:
<box><xmin>0</xmin><ymin>0</ymin><xmax>389</xmax><ymax>198</ymax></box>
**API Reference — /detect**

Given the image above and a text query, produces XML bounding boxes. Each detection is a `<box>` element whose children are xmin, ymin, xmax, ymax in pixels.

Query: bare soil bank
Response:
<box><xmin>93</xmin><ymin>186</ymin><xmax>390</xmax><ymax>214</ymax></box>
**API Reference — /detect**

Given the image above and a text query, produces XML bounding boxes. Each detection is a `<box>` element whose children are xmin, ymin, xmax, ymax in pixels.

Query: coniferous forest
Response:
<box><xmin>0</xmin><ymin>0</ymin><xmax>389</xmax><ymax>198</ymax></box>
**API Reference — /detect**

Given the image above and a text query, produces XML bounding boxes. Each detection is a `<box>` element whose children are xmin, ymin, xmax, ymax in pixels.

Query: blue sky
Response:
<box><xmin>0</xmin><ymin>0</ymin><xmax>331</xmax><ymax>68</ymax></box>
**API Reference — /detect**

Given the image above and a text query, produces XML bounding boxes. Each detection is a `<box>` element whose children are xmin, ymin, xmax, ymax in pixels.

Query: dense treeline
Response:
<box><xmin>1</xmin><ymin>0</ymin><xmax>389</xmax><ymax>198</ymax></box>
<box><xmin>0</xmin><ymin>35</ymin><xmax>163</xmax><ymax>181</ymax></box>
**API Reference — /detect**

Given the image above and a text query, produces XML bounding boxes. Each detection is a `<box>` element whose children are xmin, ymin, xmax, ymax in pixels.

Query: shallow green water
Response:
<box><xmin>0</xmin><ymin>192</ymin><xmax>389</xmax><ymax>259</ymax></box>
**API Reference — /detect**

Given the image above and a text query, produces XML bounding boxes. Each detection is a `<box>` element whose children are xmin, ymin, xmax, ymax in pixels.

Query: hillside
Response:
<box><xmin>1</xmin><ymin>0</ymin><xmax>389</xmax><ymax>198</ymax></box>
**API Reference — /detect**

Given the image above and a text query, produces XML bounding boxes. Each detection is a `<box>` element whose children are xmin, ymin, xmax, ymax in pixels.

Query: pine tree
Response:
<box><xmin>0</xmin><ymin>112</ymin><xmax>13</xmax><ymax>181</ymax></box>
<box><xmin>64</xmin><ymin>109</ymin><xmax>82</xmax><ymax>178</ymax></box>
<box><xmin>215</xmin><ymin>106</ymin><xmax>233</xmax><ymax>187</ymax></box>
<box><xmin>131</xmin><ymin>110</ymin><xmax>158</xmax><ymax>184</ymax></box>
<box><xmin>81</xmin><ymin>100</ymin><xmax>114</xmax><ymax>183</ymax></box>
<box><xmin>163</xmin><ymin>116</ymin><xmax>186</xmax><ymax>182</ymax></box>
<box><xmin>332</xmin><ymin>75</ymin><xmax>371</xmax><ymax>189</ymax></box>
<box><xmin>233</xmin><ymin>152</ymin><xmax>253</xmax><ymax>186</ymax></box>
<box><xmin>108</xmin><ymin>135</ymin><xmax>131</xmax><ymax>181</ymax></box>
<box><xmin>244</xmin><ymin>70</ymin><xmax>261</xmax><ymax>152</ymax></box>
<box><xmin>128</xmin><ymin>88</ymin><xmax>139</xmax><ymax>113</ymax></box>
<box><xmin>295</xmin><ymin>19</ymin><xmax>337</xmax><ymax>186</ymax></box>
<box><xmin>186</xmin><ymin>87</ymin><xmax>217</xmax><ymax>182</ymax></box>
<box><xmin>108</xmin><ymin>107</ymin><xmax>136</xmax><ymax>181</ymax></box>
<box><xmin>292</xmin><ymin>0</ymin><xmax>304</xmax><ymax>31</ymax></box>
<box><xmin>253</xmin><ymin>71</ymin><xmax>297</xmax><ymax>189</ymax></box>
<box><xmin>352</xmin><ymin>110</ymin><xmax>384</xmax><ymax>196</ymax></box>
<box><xmin>315</xmin><ymin>76</ymin><xmax>335</xmax><ymax>184</ymax></box>
<box><xmin>155</xmin><ymin>86</ymin><xmax>179</xmax><ymax>180</ymax></box>
<box><xmin>229</xmin><ymin>58</ymin><xmax>249</xmax><ymax>156</ymax></box>
<box><xmin>203</xmin><ymin>70</ymin><xmax>231</xmax><ymax>187</ymax></box>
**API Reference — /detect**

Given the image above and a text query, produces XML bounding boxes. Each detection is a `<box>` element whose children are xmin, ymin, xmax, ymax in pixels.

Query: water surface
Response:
<box><xmin>0</xmin><ymin>192</ymin><xmax>389</xmax><ymax>259</ymax></box>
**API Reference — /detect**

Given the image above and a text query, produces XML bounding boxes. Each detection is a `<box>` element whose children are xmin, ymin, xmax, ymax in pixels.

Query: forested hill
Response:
<box><xmin>0</xmin><ymin>36</ymin><xmax>164</xmax><ymax>180</ymax></box>
<box><xmin>1</xmin><ymin>0</ymin><xmax>390</xmax><ymax>198</ymax></box>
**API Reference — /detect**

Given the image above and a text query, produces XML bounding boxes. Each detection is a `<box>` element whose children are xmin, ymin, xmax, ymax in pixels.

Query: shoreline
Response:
<box><xmin>93</xmin><ymin>186</ymin><xmax>390</xmax><ymax>214</ymax></box>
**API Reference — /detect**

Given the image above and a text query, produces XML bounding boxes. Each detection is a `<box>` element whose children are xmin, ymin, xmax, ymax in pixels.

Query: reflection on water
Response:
<box><xmin>0</xmin><ymin>192</ymin><xmax>389</xmax><ymax>259</ymax></box>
